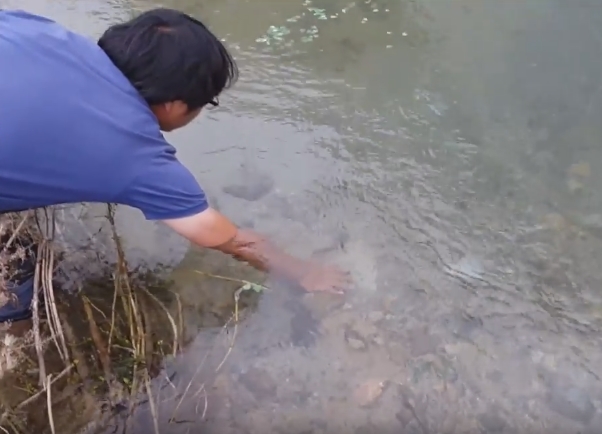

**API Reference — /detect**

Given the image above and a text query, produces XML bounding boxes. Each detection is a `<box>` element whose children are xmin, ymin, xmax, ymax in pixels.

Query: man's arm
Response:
<box><xmin>118</xmin><ymin>151</ymin><xmax>348</xmax><ymax>293</ymax></box>
<box><xmin>163</xmin><ymin>208</ymin><xmax>347</xmax><ymax>293</ymax></box>
<box><xmin>163</xmin><ymin>208</ymin><xmax>308</xmax><ymax>279</ymax></box>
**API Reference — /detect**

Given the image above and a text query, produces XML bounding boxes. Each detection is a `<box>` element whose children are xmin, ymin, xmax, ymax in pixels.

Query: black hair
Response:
<box><xmin>98</xmin><ymin>8</ymin><xmax>238</xmax><ymax>109</ymax></box>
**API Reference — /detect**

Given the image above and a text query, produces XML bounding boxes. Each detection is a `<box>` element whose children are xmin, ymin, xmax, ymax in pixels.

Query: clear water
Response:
<box><xmin>4</xmin><ymin>0</ymin><xmax>602</xmax><ymax>432</ymax></box>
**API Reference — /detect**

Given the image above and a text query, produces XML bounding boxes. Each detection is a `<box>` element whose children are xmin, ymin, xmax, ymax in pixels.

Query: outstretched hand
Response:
<box><xmin>298</xmin><ymin>262</ymin><xmax>351</xmax><ymax>295</ymax></box>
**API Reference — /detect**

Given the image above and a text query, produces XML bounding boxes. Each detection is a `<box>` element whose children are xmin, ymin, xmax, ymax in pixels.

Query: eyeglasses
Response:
<box><xmin>207</xmin><ymin>98</ymin><xmax>219</xmax><ymax>108</ymax></box>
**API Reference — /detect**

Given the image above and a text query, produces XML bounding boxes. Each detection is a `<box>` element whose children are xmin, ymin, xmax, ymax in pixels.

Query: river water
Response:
<box><xmin>4</xmin><ymin>0</ymin><xmax>602</xmax><ymax>432</ymax></box>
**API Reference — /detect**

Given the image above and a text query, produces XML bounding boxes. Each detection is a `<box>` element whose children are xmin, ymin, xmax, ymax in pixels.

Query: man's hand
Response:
<box><xmin>298</xmin><ymin>262</ymin><xmax>349</xmax><ymax>295</ymax></box>
<box><xmin>163</xmin><ymin>208</ymin><xmax>350</xmax><ymax>294</ymax></box>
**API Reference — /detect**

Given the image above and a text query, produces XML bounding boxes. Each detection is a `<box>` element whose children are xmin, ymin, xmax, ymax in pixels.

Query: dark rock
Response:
<box><xmin>222</xmin><ymin>171</ymin><xmax>274</xmax><ymax>201</ymax></box>
<box><xmin>546</xmin><ymin>385</ymin><xmax>595</xmax><ymax>424</ymax></box>
<box><xmin>238</xmin><ymin>367</ymin><xmax>278</xmax><ymax>400</ymax></box>
<box><xmin>477</xmin><ymin>410</ymin><xmax>507</xmax><ymax>433</ymax></box>
<box><xmin>486</xmin><ymin>370</ymin><xmax>504</xmax><ymax>383</ymax></box>
<box><xmin>457</xmin><ymin>315</ymin><xmax>483</xmax><ymax>339</ymax></box>
<box><xmin>584</xmin><ymin>411</ymin><xmax>602</xmax><ymax>434</ymax></box>
<box><xmin>407</xmin><ymin>326</ymin><xmax>440</xmax><ymax>357</ymax></box>
<box><xmin>285</xmin><ymin>298</ymin><xmax>320</xmax><ymax>348</ymax></box>
<box><xmin>264</xmin><ymin>193</ymin><xmax>298</xmax><ymax>221</ymax></box>
<box><xmin>302</xmin><ymin>292</ymin><xmax>345</xmax><ymax>320</ymax></box>
<box><xmin>240</xmin><ymin>218</ymin><xmax>255</xmax><ymax>228</ymax></box>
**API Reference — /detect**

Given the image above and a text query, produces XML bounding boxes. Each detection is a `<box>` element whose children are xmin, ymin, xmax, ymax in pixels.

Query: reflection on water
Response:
<box><xmin>4</xmin><ymin>0</ymin><xmax>602</xmax><ymax>432</ymax></box>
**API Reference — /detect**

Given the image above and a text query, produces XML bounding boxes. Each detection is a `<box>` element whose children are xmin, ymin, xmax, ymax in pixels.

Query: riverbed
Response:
<box><xmin>3</xmin><ymin>0</ymin><xmax>602</xmax><ymax>433</ymax></box>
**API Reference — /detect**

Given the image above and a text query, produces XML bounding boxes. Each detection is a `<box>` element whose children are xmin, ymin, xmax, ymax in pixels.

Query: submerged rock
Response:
<box><xmin>353</xmin><ymin>380</ymin><xmax>386</xmax><ymax>408</ymax></box>
<box><xmin>476</xmin><ymin>409</ymin><xmax>508</xmax><ymax>433</ymax></box>
<box><xmin>546</xmin><ymin>384</ymin><xmax>595</xmax><ymax>424</ymax></box>
<box><xmin>222</xmin><ymin>169</ymin><xmax>274</xmax><ymax>202</ymax></box>
<box><xmin>238</xmin><ymin>367</ymin><xmax>278</xmax><ymax>401</ymax></box>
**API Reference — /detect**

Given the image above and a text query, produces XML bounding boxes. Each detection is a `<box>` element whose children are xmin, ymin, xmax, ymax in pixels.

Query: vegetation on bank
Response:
<box><xmin>0</xmin><ymin>205</ymin><xmax>265</xmax><ymax>434</ymax></box>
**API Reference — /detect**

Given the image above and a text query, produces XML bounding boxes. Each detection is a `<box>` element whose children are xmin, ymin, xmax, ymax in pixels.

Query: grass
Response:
<box><xmin>0</xmin><ymin>204</ymin><xmax>266</xmax><ymax>434</ymax></box>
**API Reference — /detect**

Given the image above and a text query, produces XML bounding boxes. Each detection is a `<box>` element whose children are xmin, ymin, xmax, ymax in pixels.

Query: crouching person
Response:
<box><xmin>0</xmin><ymin>8</ymin><xmax>349</xmax><ymax>327</ymax></box>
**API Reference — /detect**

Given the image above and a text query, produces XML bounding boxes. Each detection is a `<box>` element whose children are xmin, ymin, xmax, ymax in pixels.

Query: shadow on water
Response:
<box><xmin>4</xmin><ymin>0</ymin><xmax>602</xmax><ymax>432</ymax></box>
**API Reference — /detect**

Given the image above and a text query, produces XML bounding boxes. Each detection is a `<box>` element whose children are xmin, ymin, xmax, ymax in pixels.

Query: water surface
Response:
<box><xmin>4</xmin><ymin>0</ymin><xmax>602</xmax><ymax>432</ymax></box>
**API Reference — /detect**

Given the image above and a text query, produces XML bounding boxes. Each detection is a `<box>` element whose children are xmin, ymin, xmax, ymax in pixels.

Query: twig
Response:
<box><xmin>200</xmin><ymin>389</ymin><xmax>208</xmax><ymax>419</ymax></box>
<box><xmin>140</xmin><ymin>287</ymin><xmax>179</xmax><ymax>356</ymax></box>
<box><xmin>46</xmin><ymin>374</ymin><xmax>56</xmax><ymax>434</ymax></box>
<box><xmin>173</xmin><ymin>291</ymin><xmax>183</xmax><ymax>350</ymax></box>
<box><xmin>0</xmin><ymin>364</ymin><xmax>74</xmax><ymax>426</ymax></box>
<box><xmin>32</xmin><ymin>256</ymin><xmax>46</xmax><ymax>387</ymax></box>
<box><xmin>40</xmin><ymin>242</ymin><xmax>69</xmax><ymax>362</ymax></box>
<box><xmin>144</xmin><ymin>371</ymin><xmax>160</xmax><ymax>434</ymax></box>
<box><xmin>170</xmin><ymin>287</ymin><xmax>244</xmax><ymax>422</ymax></box>
<box><xmin>107</xmin><ymin>277</ymin><xmax>118</xmax><ymax>350</ymax></box>
<box><xmin>193</xmin><ymin>270</ymin><xmax>266</xmax><ymax>289</ymax></box>
<box><xmin>213</xmin><ymin>289</ymin><xmax>243</xmax><ymax>373</ymax></box>
<box><xmin>82</xmin><ymin>295</ymin><xmax>112</xmax><ymax>381</ymax></box>
<box><xmin>2</xmin><ymin>212</ymin><xmax>30</xmax><ymax>252</ymax></box>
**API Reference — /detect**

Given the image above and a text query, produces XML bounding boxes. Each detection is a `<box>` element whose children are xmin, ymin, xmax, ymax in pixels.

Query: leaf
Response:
<box><xmin>238</xmin><ymin>281</ymin><xmax>265</xmax><ymax>294</ymax></box>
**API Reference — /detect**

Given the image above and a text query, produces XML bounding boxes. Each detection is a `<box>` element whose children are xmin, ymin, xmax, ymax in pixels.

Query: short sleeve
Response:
<box><xmin>117</xmin><ymin>154</ymin><xmax>209</xmax><ymax>221</ymax></box>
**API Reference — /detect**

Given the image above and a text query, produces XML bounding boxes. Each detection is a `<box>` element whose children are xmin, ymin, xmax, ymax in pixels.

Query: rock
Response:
<box><xmin>583</xmin><ymin>411</ymin><xmax>602</xmax><ymax>434</ymax></box>
<box><xmin>373</xmin><ymin>335</ymin><xmax>385</xmax><ymax>346</ymax></box>
<box><xmin>477</xmin><ymin>409</ymin><xmax>507</xmax><ymax>432</ymax></box>
<box><xmin>486</xmin><ymin>370</ymin><xmax>504</xmax><ymax>383</ymax></box>
<box><xmin>350</xmin><ymin>319</ymin><xmax>379</xmax><ymax>341</ymax></box>
<box><xmin>222</xmin><ymin>170</ymin><xmax>274</xmax><ymax>202</ymax></box>
<box><xmin>263</xmin><ymin>193</ymin><xmax>298</xmax><ymax>220</ymax></box>
<box><xmin>567</xmin><ymin>178</ymin><xmax>584</xmax><ymax>194</ymax></box>
<box><xmin>546</xmin><ymin>385</ymin><xmax>595</xmax><ymax>424</ymax></box>
<box><xmin>282</xmin><ymin>296</ymin><xmax>321</xmax><ymax>348</ymax></box>
<box><xmin>568</xmin><ymin>162</ymin><xmax>591</xmax><ymax>178</ymax></box>
<box><xmin>213</xmin><ymin>372</ymin><xmax>233</xmax><ymax>395</ymax></box>
<box><xmin>302</xmin><ymin>292</ymin><xmax>345</xmax><ymax>320</ymax></box>
<box><xmin>289</xmin><ymin>303</ymin><xmax>319</xmax><ymax>348</ymax></box>
<box><xmin>346</xmin><ymin>337</ymin><xmax>366</xmax><ymax>351</ymax></box>
<box><xmin>367</xmin><ymin>311</ymin><xmax>385</xmax><ymax>323</ymax></box>
<box><xmin>407</xmin><ymin>326</ymin><xmax>440</xmax><ymax>357</ymax></box>
<box><xmin>238</xmin><ymin>367</ymin><xmax>278</xmax><ymax>400</ymax></box>
<box><xmin>353</xmin><ymin>380</ymin><xmax>385</xmax><ymax>407</ymax></box>
<box><xmin>541</xmin><ymin>213</ymin><xmax>569</xmax><ymax>232</ymax></box>
<box><xmin>386</xmin><ymin>341</ymin><xmax>407</xmax><ymax>364</ymax></box>
<box><xmin>311</xmin><ymin>229</ymin><xmax>350</xmax><ymax>256</ymax></box>
<box><xmin>572</xmin><ymin>214</ymin><xmax>602</xmax><ymax>235</ymax></box>
<box><xmin>244</xmin><ymin>408</ymin><xmax>273</xmax><ymax>433</ymax></box>
<box><xmin>344</xmin><ymin>319</ymin><xmax>381</xmax><ymax>350</ymax></box>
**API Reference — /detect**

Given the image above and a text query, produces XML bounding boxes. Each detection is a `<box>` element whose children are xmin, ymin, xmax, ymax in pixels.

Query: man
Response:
<box><xmin>0</xmin><ymin>8</ymin><xmax>349</xmax><ymax>322</ymax></box>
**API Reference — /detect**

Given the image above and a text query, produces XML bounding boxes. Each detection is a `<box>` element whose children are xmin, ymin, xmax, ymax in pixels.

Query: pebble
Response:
<box><xmin>568</xmin><ymin>162</ymin><xmax>591</xmax><ymax>178</ymax></box>
<box><xmin>367</xmin><ymin>311</ymin><xmax>385</xmax><ymax>323</ymax></box>
<box><xmin>346</xmin><ymin>337</ymin><xmax>366</xmax><ymax>351</ymax></box>
<box><xmin>353</xmin><ymin>380</ymin><xmax>385</xmax><ymax>407</ymax></box>
<box><xmin>349</xmin><ymin>319</ymin><xmax>379</xmax><ymax>341</ymax></box>
<box><xmin>541</xmin><ymin>213</ymin><xmax>568</xmax><ymax>231</ymax></box>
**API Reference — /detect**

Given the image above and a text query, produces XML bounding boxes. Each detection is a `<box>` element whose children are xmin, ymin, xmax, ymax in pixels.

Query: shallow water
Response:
<box><xmin>4</xmin><ymin>0</ymin><xmax>602</xmax><ymax>432</ymax></box>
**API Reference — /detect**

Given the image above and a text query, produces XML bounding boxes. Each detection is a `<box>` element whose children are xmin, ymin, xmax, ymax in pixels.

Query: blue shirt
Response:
<box><xmin>0</xmin><ymin>10</ymin><xmax>209</xmax><ymax>220</ymax></box>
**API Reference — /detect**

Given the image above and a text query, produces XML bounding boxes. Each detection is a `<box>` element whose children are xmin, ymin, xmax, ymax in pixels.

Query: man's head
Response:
<box><xmin>98</xmin><ymin>8</ymin><xmax>238</xmax><ymax>131</ymax></box>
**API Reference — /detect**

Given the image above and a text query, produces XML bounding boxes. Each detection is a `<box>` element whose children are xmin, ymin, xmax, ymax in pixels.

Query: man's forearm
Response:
<box><xmin>163</xmin><ymin>209</ymin><xmax>310</xmax><ymax>281</ymax></box>
<box><xmin>213</xmin><ymin>228</ymin><xmax>309</xmax><ymax>281</ymax></box>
